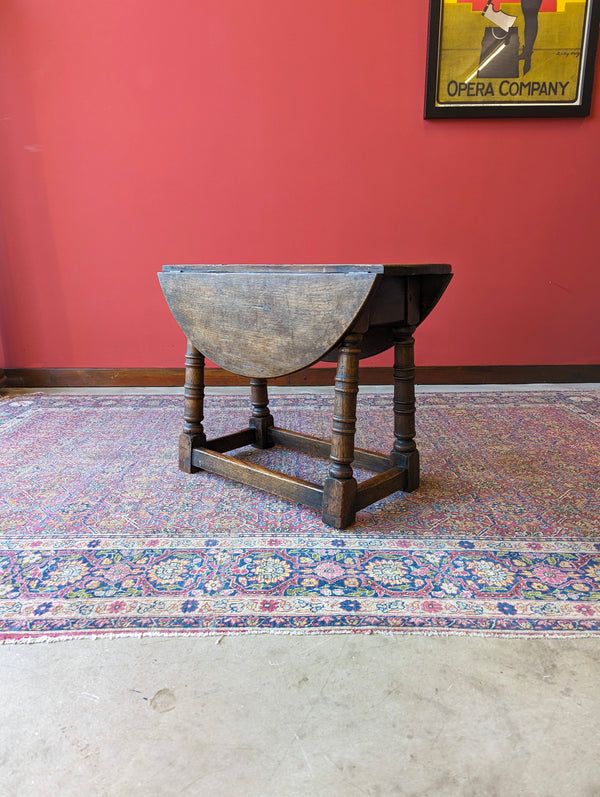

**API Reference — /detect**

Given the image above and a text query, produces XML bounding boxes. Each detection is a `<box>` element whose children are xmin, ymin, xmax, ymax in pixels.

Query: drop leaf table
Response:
<box><xmin>159</xmin><ymin>264</ymin><xmax>452</xmax><ymax>529</ymax></box>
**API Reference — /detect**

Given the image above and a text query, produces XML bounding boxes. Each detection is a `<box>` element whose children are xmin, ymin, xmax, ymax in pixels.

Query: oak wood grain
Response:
<box><xmin>356</xmin><ymin>468</ymin><xmax>406</xmax><ymax>511</ymax></box>
<box><xmin>158</xmin><ymin>270</ymin><xmax>379</xmax><ymax>378</ymax></box>
<box><xmin>269</xmin><ymin>428</ymin><xmax>391</xmax><ymax>472</ymax></box>
<box><xmin>191</xmin><ymin>448</ymin><xmax>324</xmax><ymax>510</ymax></box>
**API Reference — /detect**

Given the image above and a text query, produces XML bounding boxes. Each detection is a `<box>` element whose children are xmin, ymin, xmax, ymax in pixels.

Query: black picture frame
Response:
<box><xmin>425</xmin><ymin>0</ymin><xmax>600</xmax><ymax>118</ymax></box>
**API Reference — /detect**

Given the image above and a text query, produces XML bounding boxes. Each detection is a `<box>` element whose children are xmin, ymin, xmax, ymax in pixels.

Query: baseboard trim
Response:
<box><xmin>4</xmin><ymin>365</ymin><xmax>600</xmax><ymax>388</ymax></box>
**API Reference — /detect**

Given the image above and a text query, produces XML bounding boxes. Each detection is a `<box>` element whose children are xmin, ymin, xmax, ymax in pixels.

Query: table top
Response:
<box><xmin>162</xmin><ymin>263</ymin><xmax>452</xmax><ymax>276</ymax></box>
<box><xmin>159</xmin><ymin>264</ymin><xmax>452</xmax><ymax>378</ymax></box>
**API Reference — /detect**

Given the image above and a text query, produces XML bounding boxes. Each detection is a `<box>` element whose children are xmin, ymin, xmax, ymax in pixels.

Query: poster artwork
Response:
<box><xmin>425</xmin><ymin>0</ymin><xmax>600</xmax><ymax>116</ymax></box>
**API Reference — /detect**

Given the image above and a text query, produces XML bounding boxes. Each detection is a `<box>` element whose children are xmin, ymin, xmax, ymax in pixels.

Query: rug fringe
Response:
<box><xmin>3</xmin><ymin>627</ymin><xmax>600</xmax><ymax>645</ymax></box>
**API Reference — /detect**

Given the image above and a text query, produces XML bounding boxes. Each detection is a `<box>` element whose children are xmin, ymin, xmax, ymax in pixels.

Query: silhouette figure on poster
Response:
<box><xmin>521</xmin><ymin>0</ymin><xmax>543</xmax><ymax>74</ymax></box>
<box><xmin>476</xmin><ymin>0</ymin><xmax>543</xmax><ymax>78</ymax></box>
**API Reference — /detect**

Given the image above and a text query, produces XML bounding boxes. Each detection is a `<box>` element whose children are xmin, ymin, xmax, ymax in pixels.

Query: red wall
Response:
<box><xmin>1</xmin><ymin>0</ymin><xmax>599</xmax><ymax>370</ymax></box>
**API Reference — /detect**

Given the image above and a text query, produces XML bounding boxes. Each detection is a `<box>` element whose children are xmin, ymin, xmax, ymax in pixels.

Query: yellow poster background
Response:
<box><xmin>437</xmin><ymin>1</ymin><xmax>588</xmax><ymax>104</ymax></box>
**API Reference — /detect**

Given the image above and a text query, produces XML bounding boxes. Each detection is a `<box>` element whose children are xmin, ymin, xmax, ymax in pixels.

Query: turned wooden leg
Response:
<box><xmin>179</xmin><ymin>340</ymin><xmax>207</xmax><ymax>473</ymax></box>
<box><xmin>390</xmin><ymin>326</ymin><xmax>419</xmax><ymax>491</ymax></box>
<box><xmin>322</xmin><ymin>332</ymin><xmax>362</xmax><ymax>528</ymax></box>
<box><xmin>249</xmin><ymin>377</ymin><xmax>274</xmax><ymax>449</ymax></box>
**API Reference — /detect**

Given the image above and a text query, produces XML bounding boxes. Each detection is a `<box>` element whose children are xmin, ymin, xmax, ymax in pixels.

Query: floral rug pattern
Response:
<box><xmin>1</xmin><ymin>390</ymin><xmax>599</xmax><ymax>640</ymax></box>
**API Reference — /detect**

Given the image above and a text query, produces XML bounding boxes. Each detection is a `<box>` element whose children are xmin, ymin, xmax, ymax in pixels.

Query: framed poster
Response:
<box><xmin>425</xmin><ymin>0</ymin><xmax>600</xmax><ymax>117</ymax></box>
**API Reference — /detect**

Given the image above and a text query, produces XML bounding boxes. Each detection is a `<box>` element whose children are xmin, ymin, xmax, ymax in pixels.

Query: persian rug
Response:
<box><xmin>1</xmin><ymin>389</ymin><xmax>599</xmax><ymax>642</ymax></box>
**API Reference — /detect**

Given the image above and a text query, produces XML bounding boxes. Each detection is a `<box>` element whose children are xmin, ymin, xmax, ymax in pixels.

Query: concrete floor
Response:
<box><xmin>1</xmin><ymin>634</ymin><xmax>600</xmax><ymax>796</ymax></box>
<box><xmin>2</xmin><ymin>386</ymin><xmax>600</xmax><ymax>796</ymax></box>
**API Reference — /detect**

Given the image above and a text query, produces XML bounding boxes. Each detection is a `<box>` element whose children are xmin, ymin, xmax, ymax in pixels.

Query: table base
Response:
<box><xmin>178</xmin><ymin>326</ymin><xmax>420</xmax><ymax>530</ymax></box>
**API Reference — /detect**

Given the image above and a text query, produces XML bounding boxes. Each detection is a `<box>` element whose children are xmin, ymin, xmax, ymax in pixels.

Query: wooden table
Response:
<box><xmin>159</xmin><ymin>264</ymin><xmax>452</xmax><ymax>529</ymax></box>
